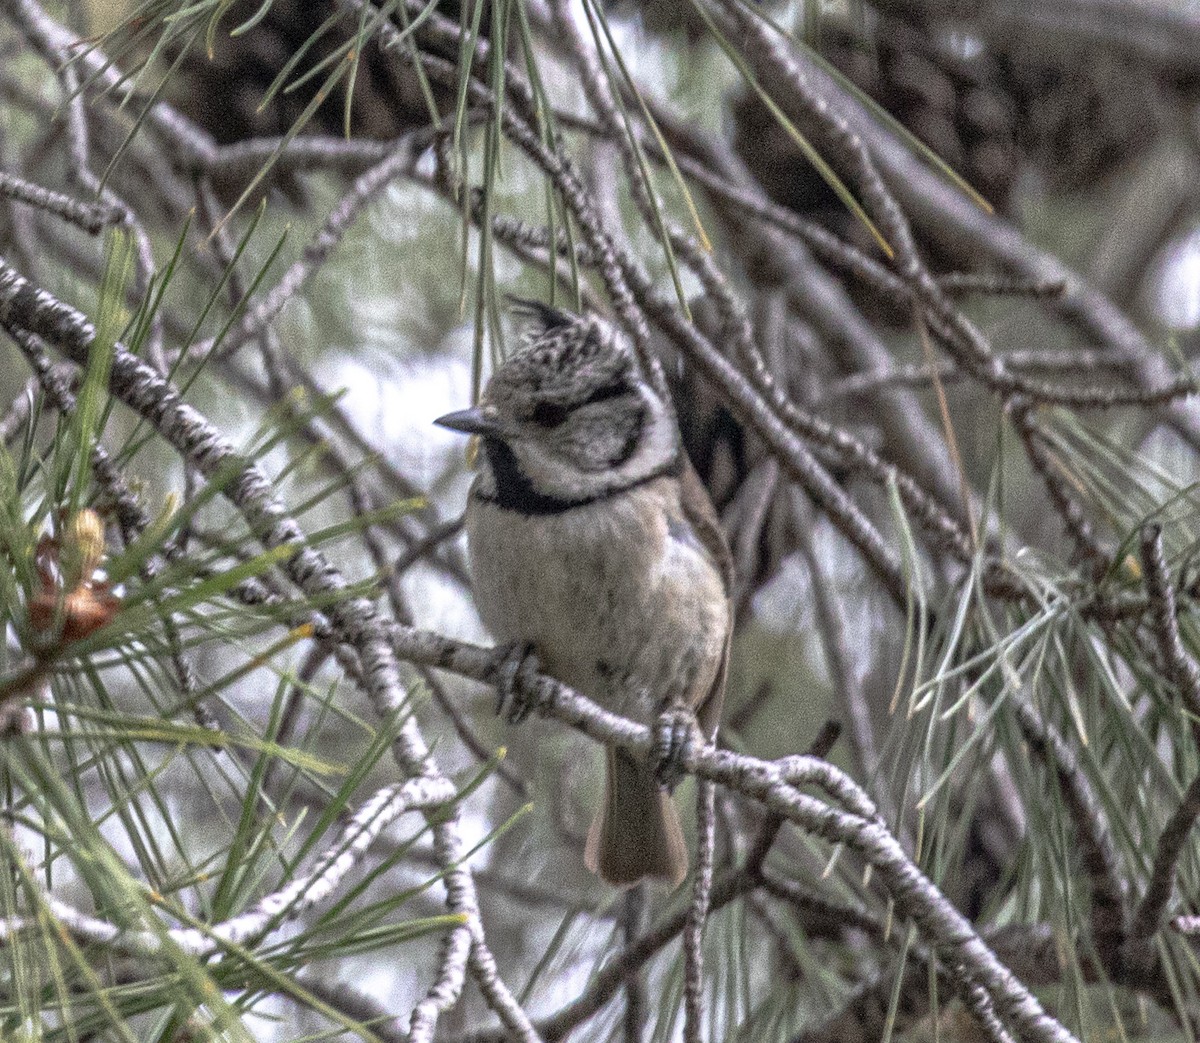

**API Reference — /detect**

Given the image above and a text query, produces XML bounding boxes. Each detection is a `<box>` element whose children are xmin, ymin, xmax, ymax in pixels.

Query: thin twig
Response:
<box><xmin>683</xmin><ymin>780</ymin><xmax>716</xmax><ymax>1043</ymax></box>
<box><xmin>0</xmin><ymin>170</ymin><xmax>125</xmax><ymax>234</ymax></box>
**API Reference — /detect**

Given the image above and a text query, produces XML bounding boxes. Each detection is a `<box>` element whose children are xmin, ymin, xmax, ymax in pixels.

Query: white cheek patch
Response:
<box><xmin>609</xmin><ymin>395</ymin><xmax>675</xmax><ymax>487</ymax></box>
<box><xmin>481</xmin><ymin>385</ymin><xmax>678</xmax><ymax>505</ymax></box>
<box><xmin>515</xmin><ymin>438</ymin><xmax>599</xmax><ymax>500</ymax></box>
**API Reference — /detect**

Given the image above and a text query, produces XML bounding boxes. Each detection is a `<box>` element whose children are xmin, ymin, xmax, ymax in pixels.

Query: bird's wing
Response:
<box><xmin>677</xmin><ymin>456</ymin><xmax>733</xmax><ymax>738</ymax></box>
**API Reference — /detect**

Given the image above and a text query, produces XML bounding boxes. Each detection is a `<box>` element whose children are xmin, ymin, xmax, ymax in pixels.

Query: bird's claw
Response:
<box><xmin>652</xmin><ymin>706</ymin><xmax>700</xmax><ymax>791</ymax></box>
<box><xmin>493</xmin><ymin>641</ymin><xmax>543</xmax><ymax>724</ymax></box>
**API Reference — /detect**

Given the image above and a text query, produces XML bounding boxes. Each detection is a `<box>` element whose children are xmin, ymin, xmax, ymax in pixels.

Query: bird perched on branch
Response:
<box><xmin>436</xmin><ymin>301</ymin><xmax>733</xmax><ymax>887</ymax></box>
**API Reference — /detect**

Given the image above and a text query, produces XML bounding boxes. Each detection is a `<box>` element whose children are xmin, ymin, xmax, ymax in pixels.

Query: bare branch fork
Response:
<box><xmin>0</xmin><ymin>776</ymin><xmax>459</xmax><ymax>958</ymax></box>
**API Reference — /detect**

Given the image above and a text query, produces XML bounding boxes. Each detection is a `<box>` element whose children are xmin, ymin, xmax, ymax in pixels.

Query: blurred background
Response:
<box><xmin>3</xmin><ymin>0</ymin><xmax>1200</xmax><ymax>1040</ymax></box>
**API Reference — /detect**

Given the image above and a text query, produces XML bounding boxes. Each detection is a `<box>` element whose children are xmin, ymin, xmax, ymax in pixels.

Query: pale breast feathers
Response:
<box><xmin>466</xmin><ymin>475</ymin><xmax>728</xmax><ymax>716</ymax></box>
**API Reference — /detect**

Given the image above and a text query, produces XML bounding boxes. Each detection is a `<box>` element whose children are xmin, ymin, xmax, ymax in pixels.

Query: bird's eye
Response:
<box><xmin>530</xmin><ymin>402</ymin><xmax>570</xmax><ymax>428</ymax></box>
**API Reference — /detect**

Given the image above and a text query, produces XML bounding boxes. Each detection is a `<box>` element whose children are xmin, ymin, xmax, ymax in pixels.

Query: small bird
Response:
<box><xmin>436</xmin><ymin>301</ymin><xmax>733</xmax><ymax>887</ymax></box>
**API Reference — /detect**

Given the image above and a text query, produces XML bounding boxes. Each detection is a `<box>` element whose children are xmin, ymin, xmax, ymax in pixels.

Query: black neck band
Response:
<box><xmin>477</xmin><ymin>437</ymin><xmax>680</xmax><ymax>515</ymax></box>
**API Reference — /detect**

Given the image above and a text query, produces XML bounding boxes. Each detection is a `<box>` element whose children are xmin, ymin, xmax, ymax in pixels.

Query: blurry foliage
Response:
<box><xmin>1</xmin><ymin>0</ymin><xmax>1200</xmax><ymax>1041</ymax></box>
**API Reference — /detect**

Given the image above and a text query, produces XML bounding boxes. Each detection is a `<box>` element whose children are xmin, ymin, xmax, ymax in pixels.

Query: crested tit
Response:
<box><xmin>436</xmin><ymin>302</ymin><xmax>732</xmax><ymax>886</ymax></box>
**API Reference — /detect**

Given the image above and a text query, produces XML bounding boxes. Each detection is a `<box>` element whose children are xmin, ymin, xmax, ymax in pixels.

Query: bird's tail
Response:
<box><xmin>585</xmin><ymin>747</ymin><xmax>688</xmax><ymax>887</ymax></box>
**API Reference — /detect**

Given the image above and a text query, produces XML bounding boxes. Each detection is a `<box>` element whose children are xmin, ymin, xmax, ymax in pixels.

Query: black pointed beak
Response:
<box><xmin>434</xmin><ymin>406</ymin><xmax>500</xmax><ymax>436</ymax></box>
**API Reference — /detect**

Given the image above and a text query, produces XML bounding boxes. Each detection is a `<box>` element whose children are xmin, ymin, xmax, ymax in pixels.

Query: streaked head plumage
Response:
<box><xmin>436</xmin><ymin>301</ymin><xmax>678</xmax><ymax>510</ymax></box>
<box><xmin>486</xmin><ymin>300</ymin><xmax>633</xmax><ymax>416</ymax></box>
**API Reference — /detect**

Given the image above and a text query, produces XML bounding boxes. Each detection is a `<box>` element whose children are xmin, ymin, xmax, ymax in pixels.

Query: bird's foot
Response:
<box><xmin>652</xmin><ymin>705</ymin><xmax>701</xmax><ymax>791</ymax></box>
<box><xmin>492</xmin><ymin>641</ymin><xmax>544</xmax><ymax>724</ymax></box>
